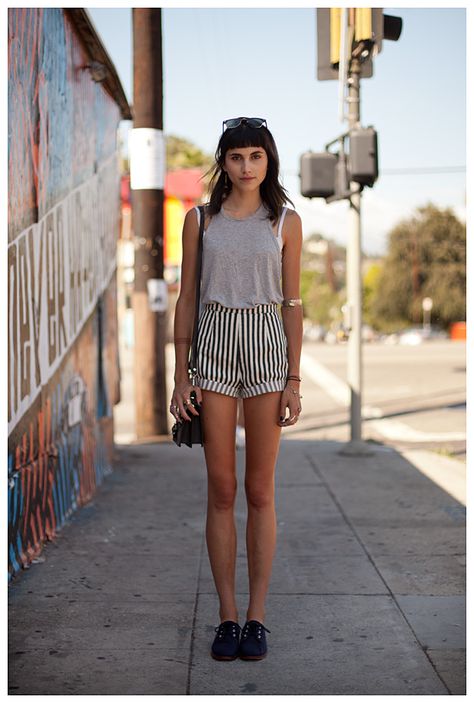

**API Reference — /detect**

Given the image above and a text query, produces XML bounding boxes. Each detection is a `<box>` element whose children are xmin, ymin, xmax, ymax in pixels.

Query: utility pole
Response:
<box><xmin>131</xmin><ymin>9</ymin><xmax>168</xmax><ymax>438</ymax></box>
<box><xmin>342</xmin><ymin>53</ymin><xmax>367</xmax><ymax>453</ymax></box>
<box><xmin>304</xmin><ymin>10</ymin><xmax>403</xmax><ymax>452</ymax></box>
<box><xmin>309</xmin><ymin>8</ymin><xmax>402</xmax><ymax>456</ymax></box>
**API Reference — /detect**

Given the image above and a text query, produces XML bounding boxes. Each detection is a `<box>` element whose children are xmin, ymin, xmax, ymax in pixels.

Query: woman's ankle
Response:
<box><xmin>219</xmin><ymin>609</ymin><xmax>239</xmax><ymax>623</ymax></box>
<box><xmin>246</xmin><ymin>609</ymin><xmax>265</xmax><ymax>623</ymax></box>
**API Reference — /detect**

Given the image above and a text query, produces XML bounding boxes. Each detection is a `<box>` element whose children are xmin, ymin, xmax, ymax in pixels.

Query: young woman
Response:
<box><xmin>170</xmin><ymin>117</ymin><xmax>303</xmax><ymax>661</ymax></box>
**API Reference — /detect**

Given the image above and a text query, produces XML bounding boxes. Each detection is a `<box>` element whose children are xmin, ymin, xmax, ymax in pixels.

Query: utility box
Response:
<box><xmin>349</xmin><ymin>127</ymin><xmax>378</xmax><ymax>187</ymax></box>
<box><xmin>300</xmin><ymin>151</ymin><xmax>338</xmax><ymax>199</ymax></box>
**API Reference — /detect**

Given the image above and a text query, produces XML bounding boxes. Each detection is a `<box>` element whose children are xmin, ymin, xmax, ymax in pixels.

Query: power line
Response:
<box><xmin>381</xmin><ymin>166</ymin><xmax>465</xmax><ymax>175</ymax></box>
<box><xmin>282</xmin><ymin>165</ymin><xmax>465</xmax><ymax>176</ymax></box>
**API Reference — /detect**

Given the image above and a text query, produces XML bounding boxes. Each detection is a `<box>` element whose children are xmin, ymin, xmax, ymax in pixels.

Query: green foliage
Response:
<box><xmin>301</xmin><ymin>269</ymin><xmax>344</xmax><ymax>326</ymax></box>
<box><xmin>166</xmin><ymin>135</ymin><xmax>214</xmax><ymax>172</ymax></box>
<box><xmin>368</xmin><ymin>203</ymin><xmax>465</xmax><ymax>330</ymax></box>
<box><xmin>362</xmin><ymin>263</ymin><xmax>382</xmax><ymax>326</ymax></box>
<box><xmin>300</xmin><ymin>234</ymin><xmax>346</xmax><ymax>325</ymax></box>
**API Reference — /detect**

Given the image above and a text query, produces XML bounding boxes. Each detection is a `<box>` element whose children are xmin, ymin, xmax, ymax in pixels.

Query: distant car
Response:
<box><xmin>381</xmin><ymin>333</ymin><xmax>400</xmax><ymax>345</ymax></box>
<box><xmin>398</xmin><ymin>327</ymin><xmax>424</xmax><ymax>345</ymax></box>
<box><xmin>362</xmin><ymin>324</ymin><xmax>377</xmax><ymax>342</ymax></box>
<box><xmin>398</xmin><ymin>326</ymin><xmax>448</xmax><ymax>345</ymax></box>
<box><xmin>427</xmin><ymin>326</ymin><xmax>449</xmax><ymax>340</ymax></box>
<box><xmin>303</xmin><ymin>324</ymin><xmax>327</xmax><ymax>342</ymax></box>
<box><xmin>324</xmin><ymin>330</ymin><xmax>338</xmax><ymax>345</ymax></box>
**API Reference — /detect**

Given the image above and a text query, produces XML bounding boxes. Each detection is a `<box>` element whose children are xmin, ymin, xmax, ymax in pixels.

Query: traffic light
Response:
<box><xmin>299</xmin><ymin>128</ymin><xmax>379</xmax><ymax>200</ymax></box>
<box><xmin>329</xmin><ymin>8</ymin><xmax>343</xmax><ymax>67</ymax></box>
<box><xmin>300</xmin><ymin>152</ymin><xmax>337</xmax><ymax>199</ymax></box>
<box><xmin>353</xmin><ymin>8</ymin><xmax>375</xmax><ymax>62</ymax></box>
<box><xmin>317</xmin><ymin>8</ymin><xmax>402</xmax><ymax>80</ymax></box>
<box><xmin>349</xmin><ymin>127</ymin><xmax>378</xmax><ymax>187</ymax></box>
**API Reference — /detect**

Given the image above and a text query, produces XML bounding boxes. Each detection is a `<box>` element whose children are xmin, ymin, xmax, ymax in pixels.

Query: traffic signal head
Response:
<box><xmin>349</xmin><ymin>127</ymin><xmax>378</xmax><ymax>187</ymax></box>
<box><xmin>317</xmin><ymin>8</ymin><xmax>402</xmax><ymax>80</ymax></box>
<box><xmin>300</xmin><ymin>152</ymin><xmax>338</xmax><ymax>199</ymax></box>
<box><xmin>299</xmin><ymin>127</ymin><xmax>379</xmax><ymax>201</ymax></box>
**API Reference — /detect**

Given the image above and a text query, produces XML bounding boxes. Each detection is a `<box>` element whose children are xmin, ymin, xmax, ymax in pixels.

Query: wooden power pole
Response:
<box><xmin>131</xmin><ymin>9</ymin><xmax>168</xmax><ymax>437</ymax></box>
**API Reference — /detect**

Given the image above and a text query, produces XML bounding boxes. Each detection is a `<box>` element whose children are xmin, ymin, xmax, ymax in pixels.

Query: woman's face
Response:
<box><xmin>223</xmin><ymin>146</ymin><xmax>268</xmax><ymax>192</ymax></box>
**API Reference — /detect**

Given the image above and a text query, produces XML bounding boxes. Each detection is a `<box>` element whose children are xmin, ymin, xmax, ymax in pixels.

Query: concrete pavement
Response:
<box><xmin>8</xmin><ymin>434</ymin><xmax>465</xmax><ymax>695</ymax></box>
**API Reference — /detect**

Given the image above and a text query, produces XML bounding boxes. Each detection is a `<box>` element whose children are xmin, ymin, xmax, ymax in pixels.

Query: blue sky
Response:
<box><xmin>88</xmin><ymin>7</ymin><xmax>466</xmax><ymax>255</ymax></box>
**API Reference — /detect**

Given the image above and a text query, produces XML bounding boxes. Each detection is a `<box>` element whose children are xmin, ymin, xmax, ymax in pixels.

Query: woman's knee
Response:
<box><xmin>245</xmin><ymin>481</ymin><xmax>274</xmax><ymax>511</ymax></box>
<box><xmin>208</xmin><ymin>475</ymin><xmax>237</xmax><ymax>511</ymax></box>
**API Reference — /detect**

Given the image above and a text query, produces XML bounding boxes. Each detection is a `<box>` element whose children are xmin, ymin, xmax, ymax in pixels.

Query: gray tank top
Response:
<box><xmin>196</xmin><ymin>203</ymin><xmax>288</xmax><ymax>309</ymax></box>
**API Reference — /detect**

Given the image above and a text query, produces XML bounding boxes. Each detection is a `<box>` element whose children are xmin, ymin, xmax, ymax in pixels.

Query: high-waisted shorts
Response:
<box><xmin>194</xmin><ymin>302</ymin><xmax>288</xmax><ymax>399</ymax></box>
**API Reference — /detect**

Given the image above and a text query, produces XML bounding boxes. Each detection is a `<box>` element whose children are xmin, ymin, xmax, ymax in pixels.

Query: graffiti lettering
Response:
<box><xmin>8</xmin><ymin>155</ymin><xmax>118</xmax><ymax>434</ymax></box>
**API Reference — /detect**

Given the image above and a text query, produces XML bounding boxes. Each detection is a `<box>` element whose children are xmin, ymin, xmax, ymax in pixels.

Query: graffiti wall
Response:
<box><xmin>8</xmin><ymin>8</ymin><xmax>125</xmax><ymax>580</ymax></box>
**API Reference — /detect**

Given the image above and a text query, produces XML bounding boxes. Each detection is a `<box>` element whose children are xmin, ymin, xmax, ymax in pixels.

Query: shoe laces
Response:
<box><xmin>241</xmin><ymin>620</ymin><xmax>271</xmax><ymax>641</ymax></box>
<box><xmin>214</xmin><ymin>621</ymin><xmax>240</xmax><ymax>640</ymax></box>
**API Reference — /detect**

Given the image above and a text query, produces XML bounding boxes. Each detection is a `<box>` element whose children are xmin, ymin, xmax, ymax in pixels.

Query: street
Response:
<box><xmin>290</xmin><ymin>340</ymin><xmax>466</xmax><ymax>459</ymax></box>
<box><xmin>115</xmin><ymin>337</ymin><xmax>466</xmax><ymax>462</ymax></box>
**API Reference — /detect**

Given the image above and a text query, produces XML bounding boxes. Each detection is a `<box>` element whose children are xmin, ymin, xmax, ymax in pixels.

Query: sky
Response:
<box><xmin>87</xmin><ymin>6</ymin><xmax>467</xmax><ymax>255</ymax></box>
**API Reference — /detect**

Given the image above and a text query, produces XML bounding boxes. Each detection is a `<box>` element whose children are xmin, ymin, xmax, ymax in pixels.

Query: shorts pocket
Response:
<box><xmin>263</xmin><ymin>312</ymin><xmax>287</xmax><ymax>376</ymax></box>
<box><xmin>196</xmin><ymin>307</ymin><xmax>217</xmax><ymax>374</ymax></box>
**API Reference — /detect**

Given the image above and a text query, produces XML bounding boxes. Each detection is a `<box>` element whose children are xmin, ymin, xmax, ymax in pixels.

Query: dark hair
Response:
<box><xmin>204</xmin><ymin>123</ymin><xmax>294</xmax><ymax>224</ymax></box>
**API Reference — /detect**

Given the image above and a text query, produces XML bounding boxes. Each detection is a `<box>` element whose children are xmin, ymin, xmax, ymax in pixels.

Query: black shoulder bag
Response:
<box><xmin>172</xmin><ymin>205</ymin><xmax>205</xmax><ymax>448</ymax></box>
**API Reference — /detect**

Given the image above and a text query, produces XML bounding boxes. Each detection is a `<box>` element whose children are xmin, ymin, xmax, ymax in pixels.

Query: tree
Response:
<box><xmin>363</xmin><ymin>262</ymin><xmax>382</xmax><ymax>326</ymax></box>
<box><xmin>166</xmin><ymin>135</ymin><xmax>214</xmax><ymax>171</ymax></box>
<box><xmin>301</xmin><ymin>234</ymin><xmax>346</xmax><ymax>325</ymax></box>
<box><xmin>370</xmin><ymin>203</ymin><xmax>465</xmax><ymax>329</ymax></box>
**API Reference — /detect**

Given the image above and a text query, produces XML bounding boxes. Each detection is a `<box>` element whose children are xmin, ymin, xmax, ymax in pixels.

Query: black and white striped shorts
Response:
<box><xmin>194</xmin><ymin>302</ymin><xmax>288</xmax><ymax>399</ymax></box>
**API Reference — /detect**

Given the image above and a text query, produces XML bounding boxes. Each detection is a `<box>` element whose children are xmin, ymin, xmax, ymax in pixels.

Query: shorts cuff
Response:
<box><xmin>240</xmin><ymin>380</ymin><xmax>287</xmax><ymax>398</ymax></box>
<box><xmin>195</xmin><ymin>377</ymin><xmax>241</xmax><ymax>398</ymax></box>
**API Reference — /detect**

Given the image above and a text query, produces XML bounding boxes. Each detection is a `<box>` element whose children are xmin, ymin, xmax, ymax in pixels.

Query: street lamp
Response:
<box><xmin>422</xmin><ymin>297</ymin><xmax>433</xmax><ymax>333</ymax></box>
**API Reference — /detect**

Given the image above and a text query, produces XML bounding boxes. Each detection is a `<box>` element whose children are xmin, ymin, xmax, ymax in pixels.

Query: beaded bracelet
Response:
<box><xmin>287</xmin><ymin>375</ymin><xmax>302</xmax><ymax>382</ymax></box>
<box><xmin>175</xmin><ymin>337</ymin><xmax>191</xmax><ymax>345</ymax></box>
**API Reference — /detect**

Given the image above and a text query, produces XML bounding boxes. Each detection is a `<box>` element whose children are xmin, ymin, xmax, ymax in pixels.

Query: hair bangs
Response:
<box><xmin>218</xmin><ymin>125</ymin><xmax>269</xmax><ymax>160</ymax></box>
<box><xmin>205</xmin><ymin>121</ymin><xmax>294</xmax><ymax>223</ymax></box>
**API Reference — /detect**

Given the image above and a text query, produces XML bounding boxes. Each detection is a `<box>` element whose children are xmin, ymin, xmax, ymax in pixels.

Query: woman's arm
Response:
<box><xmin>279</xmin><ymin>209</ymin><xmax>303</xmax><ymax>426</ymax></box>
<box><xmin>171</xmin><ymin>208</ymin><xmax>203</xmax><ymax>421</ymax></box>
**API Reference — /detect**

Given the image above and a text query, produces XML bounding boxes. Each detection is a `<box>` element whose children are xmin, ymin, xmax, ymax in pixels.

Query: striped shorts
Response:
<box><xmin>194</xmin><ymin>303</ymin><xmax>288</xmax><ymax>399</ymax></box>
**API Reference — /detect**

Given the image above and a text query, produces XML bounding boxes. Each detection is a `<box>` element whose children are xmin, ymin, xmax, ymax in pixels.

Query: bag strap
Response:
<box><xmin>189</xmin><ymin>205</ymin><xmax>205</xmax><ymax>382</ymax></box>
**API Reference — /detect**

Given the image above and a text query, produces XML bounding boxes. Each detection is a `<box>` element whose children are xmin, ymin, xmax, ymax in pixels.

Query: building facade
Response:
<box><xmin>8</xmin><ymin>8</ymin><xmax>131</xmax><ymax>579</ymax></box>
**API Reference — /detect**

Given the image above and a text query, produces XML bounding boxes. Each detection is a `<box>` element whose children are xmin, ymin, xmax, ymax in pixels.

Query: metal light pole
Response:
<box><xmin>312</xmin><ymin>8</ymin><xmax>402</xmax><ymax>456</ymax></box>
<box><xmin>340</xmin><ymin>55</ymin><xmax>372</xmax><ymax>456</ymax></box>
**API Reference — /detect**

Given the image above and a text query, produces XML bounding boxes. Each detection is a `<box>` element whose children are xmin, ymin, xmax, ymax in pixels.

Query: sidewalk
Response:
<box><xmin>8</xmin><ymin>435</ymin><xmax>465</xmax><ymax>695</ymax></box>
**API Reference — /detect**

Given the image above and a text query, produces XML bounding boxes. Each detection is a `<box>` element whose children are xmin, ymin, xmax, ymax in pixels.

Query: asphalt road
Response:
<box><xmin>116</xmin><ymin>339</ymin><xmax>466</xmax><ymax>463</ymax></box>
<box><xmin>290</xmin><ymin>340</ymin><xmax>466</xmax><ymax>461</ymax></box>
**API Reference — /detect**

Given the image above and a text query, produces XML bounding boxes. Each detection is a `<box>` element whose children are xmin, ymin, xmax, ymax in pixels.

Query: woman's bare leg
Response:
<box><xmin>200</xmin><ymin>389</ymin><xmax>239</xmax><ymax>622</ymax></box>
<box><xmin>242</xmin><ymin>391</ymin><xmax>282</xmax><ymax>623</ymax></box>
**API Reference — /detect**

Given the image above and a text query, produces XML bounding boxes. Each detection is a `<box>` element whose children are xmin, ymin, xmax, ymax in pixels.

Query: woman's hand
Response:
<box><xmin>170</xmin><ymin>381</ymin><xmax>203</xmax><ymax>423</ymax></box>
<box><xmin>278</xmin><ymin>382</ymin><xmax>302</xmax><ymax>427</ymax></box>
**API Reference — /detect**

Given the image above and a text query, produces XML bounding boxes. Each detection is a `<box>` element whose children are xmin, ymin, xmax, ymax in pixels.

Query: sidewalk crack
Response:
<box><xmin>185</xmin><ymin>526</ymin><xmax>206</xmax><ymax>695</ymax></box>
<box><xmin>304</xmin><ymin>450</ymin><xmax>452</xmax><ymax>695</ymax></box>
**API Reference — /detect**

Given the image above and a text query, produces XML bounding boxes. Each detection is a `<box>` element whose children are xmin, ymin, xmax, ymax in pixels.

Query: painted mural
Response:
<box><xmin>8</xmin><ymin>8</ymin><xmax>124</xmax><ymax>580</ymax></box>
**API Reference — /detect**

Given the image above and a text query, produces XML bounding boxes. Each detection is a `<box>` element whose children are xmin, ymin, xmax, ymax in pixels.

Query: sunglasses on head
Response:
<box><xmin>222</xmin><ymin>117</ymin><xmax>267</xmax><ymax>133</ymax></box>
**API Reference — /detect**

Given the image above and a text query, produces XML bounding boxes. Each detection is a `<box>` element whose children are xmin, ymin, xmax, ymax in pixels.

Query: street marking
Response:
<box><xmin>300</xmin><ymin>351</ymin><xmax>466</xmax><ymax>443</ymax></box>
<box><xmin>300</xmin><ymin>351</ymin><xmax>350</xmax><ymax>405</ymax></box>
<box><xmin>366</xmin><ymin>418</ymin><xmax>466</xmax><ymax>442</ymax></box>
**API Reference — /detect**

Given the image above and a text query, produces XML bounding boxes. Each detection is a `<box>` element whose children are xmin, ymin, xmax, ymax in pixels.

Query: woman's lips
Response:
<box><xmin>240</xmin><ymin>177</ymin><xmax>255</xmax><ymax>181</ymax></box>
